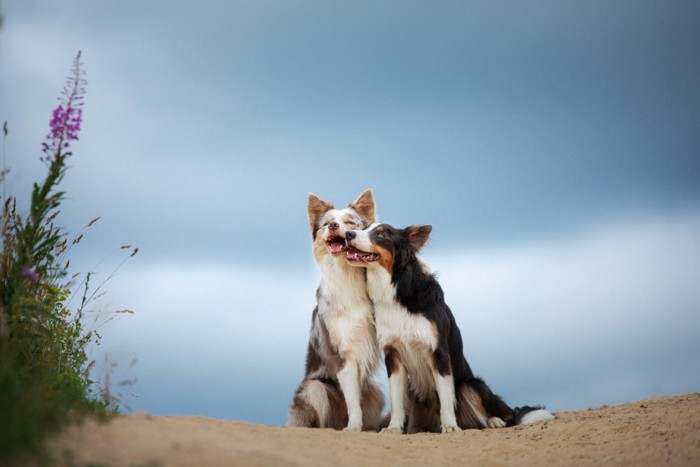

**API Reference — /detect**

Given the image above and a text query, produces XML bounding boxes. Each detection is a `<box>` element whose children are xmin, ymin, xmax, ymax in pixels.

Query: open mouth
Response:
<box><xmin>326</xmin><ymin>236</ymin><xmax>347</xmax><ymax>254</ymax></box>
<box><xmin>346</xmin><ymin>248</ymin><xmax>380</xmax><ymax>263</ymax></box>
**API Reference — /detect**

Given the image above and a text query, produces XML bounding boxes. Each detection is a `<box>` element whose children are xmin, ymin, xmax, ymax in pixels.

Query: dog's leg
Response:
<box><xmin>337</xmin><ymin>359</ymin><xmax>363</xmax><ymax>431</ymax></box>
<box><xmin>382</xmin><ymin>348</ymin><xmax>407</xmax><ymax>434</ymax></box>
<box><xmin>434</xmin><ymin>371</ymin><xmax>461</xmax><ymax>433</ymax></box>
<box><xmin>384</xmin><ymin>367</ymin><xmax>408</xmax><ymax>433</ymax></box>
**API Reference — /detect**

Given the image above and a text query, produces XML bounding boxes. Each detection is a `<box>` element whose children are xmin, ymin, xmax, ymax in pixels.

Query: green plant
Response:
<box><xmin>0</xmin><ymin>51</ymin><xmax>135</xmax><ymax>464</ymax></box>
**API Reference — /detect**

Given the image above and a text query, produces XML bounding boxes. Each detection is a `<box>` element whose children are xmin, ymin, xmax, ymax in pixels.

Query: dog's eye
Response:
<box><xmin>377</xmin><ymin>232</ymin><xmax>385</xmax><ymax>238</ymax></box>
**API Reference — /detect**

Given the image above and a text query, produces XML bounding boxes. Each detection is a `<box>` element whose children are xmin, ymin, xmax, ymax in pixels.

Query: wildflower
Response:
<box><xmin>48</xmin><ymin>105</ymin><xmax>82</xmax><ymax>142</ymax></box>
<box><xmin>19</xmin><ymin>267</ymin><xmax>39</xmax><ymax>282</ymax></box>
<box><xmin>42</xmin><ymin>51</ymin><xmax>86</xmax><ymax>162</ymax></box>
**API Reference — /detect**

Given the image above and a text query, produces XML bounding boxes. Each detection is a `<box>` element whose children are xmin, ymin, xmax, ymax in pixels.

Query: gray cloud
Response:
<box><xmin>89</xmin><ymin>211</ymin><xmax>700</xmax><ymax>424</ymax></box>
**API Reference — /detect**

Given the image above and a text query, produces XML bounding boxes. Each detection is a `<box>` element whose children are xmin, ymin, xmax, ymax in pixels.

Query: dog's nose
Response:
<box><xmin>346</xmin><ymin>230</ymin><xmax>356</xmax><ymax>240</ymax></box>
<box><xmin>329</xmin><ymin>221</ymin><xmax>339</xmax><ymax>231</ymax></box>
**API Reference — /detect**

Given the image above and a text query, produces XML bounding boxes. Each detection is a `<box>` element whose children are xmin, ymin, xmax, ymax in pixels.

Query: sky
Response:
<box><xmin>1</xmin><ymin>1</ymin><xmax>699</xmax><ymax>425</ymax></box>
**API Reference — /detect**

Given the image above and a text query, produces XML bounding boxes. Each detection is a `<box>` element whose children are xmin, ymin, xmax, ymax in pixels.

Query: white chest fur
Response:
<box><xmin>367</xmin><ymin>268</ymin><xmax>437</xmax><ymax>349</ymax></box>
<box><xmin>317</xmin><ymin>256</ymin><xmax>379</xmax><ymax>380</ymax></box>
<box><xmin>367</xmin><ymin>267</ymin><xmax>438</xmax><ymax>399</ymax></box>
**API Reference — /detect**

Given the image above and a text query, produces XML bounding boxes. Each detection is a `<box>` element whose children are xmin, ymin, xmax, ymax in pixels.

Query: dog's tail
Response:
<box><xmin>457</xmin><ymin>378</ymin><xmax>555</xmax><ymax>428</ymax></box>
<box><xmin>512</xmin><ymin>406</ymin><xmax>556</xmax><ymax>425</ymax></box>
<box><xmin>287</xmin><ymin>378</ymin><xmax>346</xmax><ymax>429</ymax></box>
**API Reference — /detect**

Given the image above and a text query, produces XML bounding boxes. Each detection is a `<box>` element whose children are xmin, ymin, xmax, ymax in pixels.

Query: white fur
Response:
<box><xmin>368</xmin><ymin>267</ymin><xmax>438</xmax><ymax>399</ymax></box>
<box><xmin>314</xmin><ymin>207</ymin><xmax>381</xmax><ymax>429</ymax></box>
<box><xmin>316</xmin><ymin>252</ymin><xmax>380</xmax><ymax>384</ymax></box>
<box><xmin>364</xmin><ymin>257</ymin><xmax>464</xmax><ymax>434</ymax></box>
<box><xmin>303</xmin><ymin>381</ymin><xmax>332</xmax><ymax>427</ymax></box>
<box><xmin>487</xmin><ymin>417</ymin><xmax>506</xmax><ymax>428</ymax></box>
<box><xmin>337</xmin><ymin>359</ymin><xmax>363</xmax><ymax>431</ymax></box>
<box><xmin>383</xmin><ymin>364</ymin><xmax>407</xmax><ymax>434</ymax></box>
<box><xmin>349</xmin><ymin>226</ymin><xmax>461</xmax><ymax>434</ymax></box>
<box><xmin>349</xmin><ymin>223</ymin><xmax>555</xmax><ymax>433</ymax></box>
<box><xmin>435</xmin><ymin>373</ymin><xmax>461</xmax><ymax>433</ymax></box>
<box><xmin>518</xmin><ymin>409</ymin><xmax>555</xmax><ymax>425</ymax></box>
<box><xmin>369</xmin><ymin>269</ymin><xmax>439</xmax><ymax>348</ymax></box>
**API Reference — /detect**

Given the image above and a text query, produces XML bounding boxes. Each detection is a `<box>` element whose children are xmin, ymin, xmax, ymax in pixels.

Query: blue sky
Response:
<box><xmin>1</xmin><ymin>1</ymin><xmax>699</xmax><ymax>425</ymax></box>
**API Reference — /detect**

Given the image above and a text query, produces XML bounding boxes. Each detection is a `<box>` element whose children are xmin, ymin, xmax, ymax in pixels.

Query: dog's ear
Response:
<box><xmin>404</xmin><ymin>225</ymin><xmax>432</xmax><ymax>251</ymax></box>
<box><xmin>349</xmin><ymin>189</ymin><xmax>376</xmax><ymax>223</ymax></box>
<box><xmin>308</xmin><ymin>193</ymin><xmax>334</xmax><ymax>234</ymax></box>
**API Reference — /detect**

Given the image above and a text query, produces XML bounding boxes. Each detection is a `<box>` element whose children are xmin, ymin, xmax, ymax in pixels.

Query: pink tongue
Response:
<box><xmin>329</xmin><ymin>241</ymin><xmax>345</xmax><ymax>253</ymax></box>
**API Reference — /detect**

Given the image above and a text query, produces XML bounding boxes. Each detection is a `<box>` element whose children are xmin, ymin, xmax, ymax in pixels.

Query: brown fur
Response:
<box><xmin>288</xmin><ymin>190</ymin><xmax>385</xmax><ymax>431</ymax></box>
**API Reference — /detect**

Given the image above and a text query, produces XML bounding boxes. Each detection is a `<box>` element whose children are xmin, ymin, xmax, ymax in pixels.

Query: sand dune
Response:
<box><xmin>46</xmin><ymin>393</ymin><xmax>699</xmax><ymax>466</ymax></box>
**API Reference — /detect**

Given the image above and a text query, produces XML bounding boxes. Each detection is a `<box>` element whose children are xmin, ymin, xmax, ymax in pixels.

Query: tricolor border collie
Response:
<box><xmin>345</xmin><ymin>222</ymin><xmax>554</xmax><ymax>433</ymax></box>
<box><xmin>287</xmin><ymin>190</ymin><xmax>384</xmax><ymax>431</ymax></box>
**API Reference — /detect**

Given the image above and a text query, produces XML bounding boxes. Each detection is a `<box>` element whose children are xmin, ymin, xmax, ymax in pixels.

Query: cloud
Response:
<box><xmin>3</xmin><ymin>0</ymin><xmax>699</xmax><ymax>269</ymax></box>
<box><xmin>430</xmin><ymin>211</ymin><xmax>700</xmax><ymax>410</ymax></box>
<box><xmin>433</xmin><ymin>212</ymin><xmax>700</xmax><ymax>345</ymax></box>
<box><xmin>89</xmin><ymin>261</ymin><xmax>318</xmax><ymax>421</ymax></box>
<box><xmin>88</xmin><ymin>210</ymin><xmax>700</xmax><ymax>424</ymax></box>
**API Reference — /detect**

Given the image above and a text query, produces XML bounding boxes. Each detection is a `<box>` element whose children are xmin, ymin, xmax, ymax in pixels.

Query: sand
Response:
<box><xmin>45</xmin><ymin>393</ymin><xmax>700</xmax><ymax>466</ymax></box>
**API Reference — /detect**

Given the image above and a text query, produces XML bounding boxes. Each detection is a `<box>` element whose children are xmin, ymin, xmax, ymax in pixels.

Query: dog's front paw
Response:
<box><xmin>343</xmin><ymin>424</ymin><xmax>362</xmax><ymax>432</ymax></box>
<box><xmin>441</xmin><ymin>424</ymin><xmax>462</xmax><ymax>434</ymax></box>
<box><xmin>380</xmin><ymin>425</ymin><xmax>403</xmax><ymax>435</ymax></box>
<box><xmin>487</xmin><ymin>417</ymin><xmax>506</xmax><ymax>428</ymax></box>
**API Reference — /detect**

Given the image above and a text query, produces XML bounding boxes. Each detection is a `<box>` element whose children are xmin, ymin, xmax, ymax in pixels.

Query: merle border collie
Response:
<box><xmin>287</xmin><ymin>190</ymin><xmax>384</xmax><ymax>431</ymax></box>
<box><xmin>345</xmin><ymin>222</ymin><xmax>554</xmax><ymax>434</ymax></box>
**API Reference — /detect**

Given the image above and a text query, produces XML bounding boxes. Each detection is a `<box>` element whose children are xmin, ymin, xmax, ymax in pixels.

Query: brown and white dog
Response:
<box><xmin>287</xmin><ymin>190</ymin><xmax>384</xmax><ymax>431</ymax></box>
<box><xmin>345</xmin><ymin>222</ymin><xmax>554</xmax><ymax>434</ymax></box>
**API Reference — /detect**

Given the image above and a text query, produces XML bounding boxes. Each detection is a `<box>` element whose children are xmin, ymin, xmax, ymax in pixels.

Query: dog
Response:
<box><xmin>287</xmin><ymin>190</ymin><xmax>384</xmax><ymax>431</ymax></box>
<box><xmin>345</xmin><ymin>222</ymin><xmax>555</xmax><ymax>433</ymax></box>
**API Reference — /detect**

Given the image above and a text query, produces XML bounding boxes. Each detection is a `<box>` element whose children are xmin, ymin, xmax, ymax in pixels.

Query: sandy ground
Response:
<box><xmin>44</xmin><ymin>393</ymin><xmax>700</xmax><ymax>466</ymax></box>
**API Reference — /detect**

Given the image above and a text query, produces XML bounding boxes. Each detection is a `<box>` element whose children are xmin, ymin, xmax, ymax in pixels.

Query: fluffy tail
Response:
<box><xmin>513</xmin><ymin>406</ymin><xmax>556</xmax><ymax>425</ymax></box>
<box><xmin>456</xmin><ymin>378</ymin><xmax>555</xmax><ymax>428</ymax></box>
<box><xmin>287</xmin><ymin>378</ymin><xmax>346</xmax><ymax>429</ymax></box>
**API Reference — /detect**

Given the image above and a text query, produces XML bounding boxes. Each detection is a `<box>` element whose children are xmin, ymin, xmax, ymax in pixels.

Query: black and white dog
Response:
<box><xmin>345</xmin><ymin>222</ymin><xmax>554</xmax><ymax>433</ymax></box>
<box><xmin>287</xmin><ymin>191</ymin><xmax>384</xmax><ymax>431</ymax></box>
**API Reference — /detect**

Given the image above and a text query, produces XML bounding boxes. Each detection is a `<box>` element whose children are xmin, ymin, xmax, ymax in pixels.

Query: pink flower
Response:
<box><xmin>19</xmin><ymin>267</ymin><xmax>39</xmax><ymax>282</ymax></box>
<box><xmin>49</xmin><ymin>105</ymin><xmax>82</xmax><ymax>142</ymax></box>
<box><xmin>42</xmin><ymin>52</ymin><xmax>86</xmax><ymax>161</ymax></box>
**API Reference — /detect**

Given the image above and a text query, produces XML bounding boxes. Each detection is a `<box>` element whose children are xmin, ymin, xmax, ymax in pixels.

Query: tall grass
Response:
<box><xmin>0</xmin><ymin>52</ymin><xmax>136</xmax><ymax>463</ymax></box>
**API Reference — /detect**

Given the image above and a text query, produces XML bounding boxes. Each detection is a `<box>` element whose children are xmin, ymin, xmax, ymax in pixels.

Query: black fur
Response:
<box><xmin>369</xmin><ymin>223</ymin><xmax>548</xmax><ymax>429</ymax></box>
